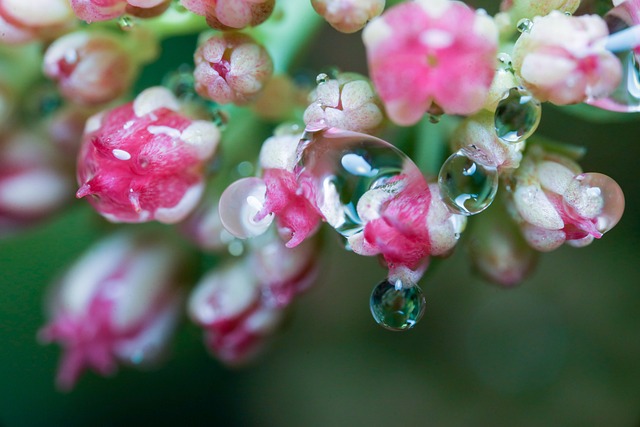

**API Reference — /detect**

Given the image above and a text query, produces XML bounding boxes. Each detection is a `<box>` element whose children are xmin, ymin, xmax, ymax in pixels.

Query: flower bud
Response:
<box><xmin>303</xmin><ymin>72</ymin><xmax>383</xmax><ymax>134</ymax></box>
<box><xmin>44</xmin><ymin>31</ymin><xmax>138</xmax><ymax>105</ymax></box>
<box><xmin>512</xmin><ymin>11</ymin><xmax>622</xmax><ymax>105</ymax></box>
<box><xmin>500</xmin><ymin>0</ymin><xmax>580</xmax><ymax>22</ymax></box>
<box><xmin>188</xmin><ymin>261</ymin><xmax>282</xmax><ymax>366</ymax></box>
<box><xmin>181</xmin><ymin>0</ymin><xmax>275</xmax><ymax>31</ymax></box>
<box><xmin>0</xmin><ymin>131</ymin><xmax>72</xmax><ymax>236</ymax></box>
<box><xmin>194</xmin><ymin>32</ymin><xmax>273</xmax><ymax>105</ymax></box>
<box><xmin>76</xmin><ymin>86</ymin><xmax>221</xmax><ymax>224</ymax></box>
<box><xmin>311</xmin><ymin>0</ymin><xmax>385</xmax><ymax>33</ymax></box>
<box><xmin>363</xmin><ymin>0</ymin><xmax>498</xmax><ymax>125</ymax></box>
<box><xmin>0</xmin><ymin>0</ymin><xmax>75</xmax><ymax>44</ymax></box>
<box><xmin>38</xmin><ymin>232</ymin><xmax>184</xmax><ymax>390</ymax></box>
<box><xmin>69</xmin><ymin>0</ymin><xmax>170</xmax><ymax>22</ymax></box>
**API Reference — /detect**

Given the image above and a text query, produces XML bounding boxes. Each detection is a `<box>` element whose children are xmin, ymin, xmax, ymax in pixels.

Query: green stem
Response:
<box><xmin>414</xmin><ymin>115</ymin><xmax>459</xmax><ymax>178</ymax></box>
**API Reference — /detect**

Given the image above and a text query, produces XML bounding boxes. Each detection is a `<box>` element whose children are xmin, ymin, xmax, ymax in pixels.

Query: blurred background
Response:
<box><xmin>2</xmin><ymin>2</ymin><xmax>640</xmax><ymax>426</ymax></box>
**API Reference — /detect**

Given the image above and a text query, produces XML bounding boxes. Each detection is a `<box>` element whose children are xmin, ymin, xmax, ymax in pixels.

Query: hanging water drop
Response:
<box><xmin>370</xmin><ymin>279</ymin><xmax>426</xmax><ymax>331</ymax></box>
<box><xmin>494</xmin><ymin>87</ymin><xmax>541</xmax><ymax>143</ymax></box>
<box><xmin>438</xmin><ymin>150</ymin><xmax>499</xmax><ymax>215</ymax></box>
<box><xmin>562</xmin><ymin>172</ymin><xmax>625</xmax><ymax>234</ymax></box>
<box><xmin>118</xmin><ymin>15</ymin><xmax>135</xmax><ymax>31</ymax></box>
<box><xmin>219</xmin><ymin>177</ymin><xmax>274</xmax><ymax>239</ymax></box>
<box><xmin>295</xmin><ymin>128</ymin><xmax>422</xmax><ymax>237</ymax></box>
<box><xmin>516</xmin><ymin>18</ymin><xmax>533</xmax><ymax>33</ymax></box>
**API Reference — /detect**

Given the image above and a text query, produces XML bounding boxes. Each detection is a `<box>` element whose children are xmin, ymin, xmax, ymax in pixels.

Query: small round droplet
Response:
<box><xmin>316</xmin><ymin>73</ymin><xmax>329</xmax><ymax>85</ymax></box>
<box><xmin>438</xmin><ymin>150</ymin><xmax>499</xmax><ymax>215</ymax></box>
<box><xmin>219</xmin><ymin>177</ymin><xmax>273</xmax><ymax>239</ymax></box>
<box><xmin>118</xmin><ymin>15</ymin><xmax>135</xmax><ymax>31</ymax></box>
<box><xmin>516</xmin><ymin>18</ymin><xmax>533</xmax><ymax>33</ymax></box>
<box><xmin>494</xmin><ymin>87</ymin><xmax>541</xmax><ymax>143</ymax></box>
<box><xmin>429</xmin><ymin>114</ymin><xmax>441</xmax><ymax>124</ymax></box>
<box><xmin>370</xmin><ymin>279</ymin><xmax>426</xmax><ymax>331</ymax></box>
<box><xmin>562</xmin><ymin>173</ymin><xmax>625</xmax><ymax>234</ymax></box>
<box><xmin>497</xmin><ymin>52</ymin><xmax>513</xmax><ymax>72</ymax></box>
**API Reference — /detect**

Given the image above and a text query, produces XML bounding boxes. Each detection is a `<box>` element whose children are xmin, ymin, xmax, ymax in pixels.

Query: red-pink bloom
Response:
<box><xmin>512</xmin><ymin>11</ymin><xmax>622</xmax><ymax>105</ymax></box>
<box><xmin>0</xmin><ymin>131</ymin><xmax>72</xmax><ymax>236</ymax></box>
<box><xmin>510</xmin><ymin>146</ymin><xmax>625</xmax><ymax>251</ymax></box>
<box><xmin>69</xmin><ymin>0</ymin><xmax>170</xmax><ymax>22</ymax></box>
<box><xmin>194</xmin><ymin>32</ymin><xmax>273</xmax><ymax>105</ymax></box>
<box><xmin>39</xmin><ymin>232</ymin><xmax>184</xmax><ymax>390</ymax></box>
<box><xmin>0</xmin><ymin>0</ymin><xmax>75</xmax><ymax>44</ymax></box>
<box><xmin>76</xmin><ymin>86</ymin><xmax>220</xmax><ymax>224</ymax></box>
<box><xmin>362</xmin><ymin>0</ymin><xmax>498</xmax><ymax>125</ymax></box>
<box><xmin>44</xmin><ymin>31</ymin><xmax>138</xmax><ymax>105</ymax></box>
<box><xmin>181</xmin><ymin>0</ymin><xmax>275</xmax><ymax>30</ymax></box>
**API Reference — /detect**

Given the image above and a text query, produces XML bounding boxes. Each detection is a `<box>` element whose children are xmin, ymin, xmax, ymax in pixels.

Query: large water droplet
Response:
<box><xmin>494</xmin><ymin>87</ymin><xmax>541</xmax><ymax>143</ymax></box>
<box><xmin>516</xmin><ymin>18</ymin><xmax>533</xmax><ymax>33</ymax></box>
<box><xmin>295</xmin><ymin>128</ymin><xmax>421</xmax><ymax>237</ymax></box>
<box><xmin>219</xmin><ymin>177</ymin><xmax>274</xmax><ymax>239</ymax></box>
<box><xmin>370</xmin><ymin>279</ymin><xmax>426</xmax><ymax>331</ymax></box>
<box><xmin>438</xmin><ymin>150</ymin><xmax>499</xmax><ymax>215</ymax></box>
<box><xmin>562</xmin><ymin>172</ymin><xmax>625</xmax><ymax>234</ymax></box>
<box><xmin>588</xmin><ymin>50</ymin><xmax>640</xmax><ymax>112</ymax></box>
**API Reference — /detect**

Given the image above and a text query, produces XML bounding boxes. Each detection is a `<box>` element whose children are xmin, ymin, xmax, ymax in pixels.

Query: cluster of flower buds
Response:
<box><xmin>0</xmin><ymin>0</ymin><xmax>636</xmax><ymax>389</ymax></box>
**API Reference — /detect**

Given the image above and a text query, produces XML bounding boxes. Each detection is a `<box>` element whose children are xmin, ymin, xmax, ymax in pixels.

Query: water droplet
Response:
<box><xmin>494</xmin><ymin>87</ymin><xmax>541</xmax><ymax>143</ymax></box>
<box><xmin>162</xmin><ymin>66</ymin><xmax>195</xmax><ymax>99</ymax></box>
<box><xmin>316</xmin><ymin>73</ymin><xmax>329</xmax><ymax>85</ymax></box>
<box><xmin>562</xmin><ymin>172</ymin><xmax>625</xmax><ymax>234</ymax></box>
<box><xmin>219</xmin><ymin>177</ymin><xmax>274</xmax><ymax>239</ymax></box>
<box><xmin>118</xmin><ymin>15</ymin><xmax>135</xmax><ymax>31</ymax></box>
<box><xmin>497</xmin><ymin>52</ymin><xmax>513</xmax><ymax>72</ymax></box>
<box><xmin>370</xmin><ymin>279</ymin><xmax>426</xmax><ymax>331</ymax></box>
<box><xmin>516</xmin><ymin>18</ymin><xmax>533</xmax><ymax>33</ymax></box>
<box><xmin>438</xmin><ymin>150</ymin><xmax>499</xmax><ymax>215</ymax></box>
<box><xmin>236</xmin><ymin>161</ymin><xmax>254</xmax><ymax>177</ymax></box>
<box><xmin>428</xmin><ymin>114</ymin><xmax>441</xmax><ymax>124</ymax></box>
<box><xmin>295</xmin><ymin>128</ymin><xmax>421</xmax><ymax>237</ymax></box>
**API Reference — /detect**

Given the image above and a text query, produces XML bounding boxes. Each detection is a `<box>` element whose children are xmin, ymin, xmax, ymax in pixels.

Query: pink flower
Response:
<box><xmin>43</xmin><ymin>31</ymin><xmax>138</xmax><ymax>105</ymax></box>
<box><xmin>181</xmin><ymin>0</ymin><xmax>275</xmax><ymax>30</ymax></box>
<box><xmin>69</xmin><ymin>0</ymin><xmax>170</xmax><ymax>22</ymax></box>
<box><xmin>0</xmin><ymin>0</ymin><xmax>75</xmax><ymax>44</ymax></box>
<box><xmin>512</xmin><ymin>11</ymin><xmax>622</xmax><ymax>105</ymax></box>
<box><xmin>0</xmin><ymin>131</ymin><xmax>72</xmax><ymax>236</ymax></box>
<box><xmin>311</xmin><ymin>0</ymin><xmax>385</xmax><ymax>33</ymax></box>
<box><xmin>76</xmin><ymin>86</ymin><xmax>220</xmax><ymax>224</ymax></box>
<box><xmin>362</xmin><ymin>0</ymin><xmax>498</xmax><ymax>125</ymax></box>
<box><xmin>38</xmin><ymin>232</ymin><xmax>184</xmax><ymax>390</ymax></box>
<box><xmin>510</xmin><ymin>145</ymin><xmax>625</xmax><ymax>251</ymax></box>
<box><xmin>194</xmin><ymin>32</ymin><xmax>273</xmax><ymax>105</ymax></box>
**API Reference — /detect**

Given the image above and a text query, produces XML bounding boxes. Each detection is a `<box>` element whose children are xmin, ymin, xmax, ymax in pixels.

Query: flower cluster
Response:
<box><xmin>0</xmin><ymin>0</ymin><xmax>635</xmax><ymax>388</ymax></box>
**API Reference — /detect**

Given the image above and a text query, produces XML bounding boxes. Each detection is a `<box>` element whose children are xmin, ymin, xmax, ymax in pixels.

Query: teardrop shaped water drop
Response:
<box><xmin>295</xmin><ymin>128</ymin><xmax>422</xmax><ymax>237</ymax></box>
<box><xmin>562</xmin><ymin>172</ymin><xmax>625</xmax><ymax>234</ymax></box>
<box><xmin>438</xmin><ymin>150</ymin><xmax>499</xmax><ymax>215</ymax></box>
<box><xmin>494</xmin><ymin>87</ymin><xmax>541</xmax><ymax>143</ymax></box>
<box><xmin>516</xmin><ymin>18</ymin><xmax>533</xmax><ymax>33</ymax></box>
<box><xmin>370</xmin><ymin>279</ymin><xmax>426</xmax><ymax>331</ymax></box>
<box><xmin>219</xmin><ymin>177</ymin><xmax>274</xmax><ymax>239</ymax></box>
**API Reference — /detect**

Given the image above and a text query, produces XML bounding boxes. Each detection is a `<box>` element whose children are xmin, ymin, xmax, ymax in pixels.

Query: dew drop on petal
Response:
<box><xmin>370</xmin><ymin>279</ymin><xmax>426</xmax><ymax>331</ymax></box>
<box><xmin>497</xmin><ymin>52</ymin><xmax>513</xmax><ymax>72</ymax></box>
<box><xmin>118</xmin><ymin>15</ymin><xmax>136</xmax><ymax>31</ymax></box>
<box><xmin>563</xmin><ymin>173</ymin><xmax>625</xmax><ymax>234</ymax></box>
<box><xmin>516</xmin><ymin>18</ymin><xmax>533</xmax><ymax>33</ymax></box>
<box><xmin>219</xmin><ymin>177</ymin><xmax>273</xmax><ymax>239</ymax></box>
<box><xmin>316</xmin><ymin>73</ymin><xmax>329</xmax><ymax>85</ymax></box>
<box><xmin>587</xmin><ymin>50</ymin><xmax>640</xmax><ymax>112</ymax></box>
<box><xmin>438</xmin><ymin>150</ymin><xmax>499</xmax><ymax>215</ymax></box>
<box><xmin>295</xmin><ymin>128</ymin><xmax>421</xmax><ymax>237</ymax></box>
<box><xmin>494</xmin><ymin>87</ymin><xmax>541</xmax><ymax>143</ymax></box>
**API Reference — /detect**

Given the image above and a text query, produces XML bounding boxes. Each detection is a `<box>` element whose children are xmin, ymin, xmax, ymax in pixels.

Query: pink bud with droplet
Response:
<box><xmin>69</xmin><ymin>0</ymin><xmax>170</xmax><ymax>22</ymax></box>
<box><xmin>38</xmin><ymin>232</ymin><xmax>184</xmax><ymax>390</ymax></box>
<box><xmin>76</xmin><ymin>86</ymin><xmax>220</xmax><ymax>224</ymax></box>
<box><xmin>194</xmin><ymin>32</ymin><xmax>274</xmax><ymax>105</ymax></box>
<box><xmin>0</xmin><ymin>0</ymin><xmax>75</xmax><ymax>44</ymax></box>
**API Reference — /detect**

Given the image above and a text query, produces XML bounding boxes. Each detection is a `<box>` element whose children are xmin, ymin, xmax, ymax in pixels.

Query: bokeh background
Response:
<box><xmin>2</xmin><ymin>2</ymin><xmax>640</xmax><ymax>426</ymax></box>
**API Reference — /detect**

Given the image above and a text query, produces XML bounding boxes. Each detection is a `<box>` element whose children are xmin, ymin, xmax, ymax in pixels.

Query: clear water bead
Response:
<box><xmin>219</xmin><ymin>177</ymin><xmax>273</xmax><ymax>239</ymax></box>
<box><xmin>118</xmin><ymin>15</ymin><xmax>135</xmax><ymax>31</ymax></box>
<box><xmin>370</xmin><ymin>279</ymin><xmax>426</xmax><ymax>331</ymax></box>
<box><xmin>563</xmin><ymin>173</ymin><xmax>625</xmax><ymax>234</ymax></box>
<box><xmin>295</xmin><ymin>128</ymin><xmax>421</xmax><ymax>237</ymax></box>
<box><xmin>588</xmin><ymin>50</ymin><xmax>640</xmax><ymax>112</ymax></box>
<box><xmin>438</xmin><ymin>150</ymin><xmax>499</xmax><ymax>215</ymax></box>
<box><xmin>316</xmin><ymin>73</ymin><xmax>329</xmax><ymax>85</ymax></box>
<box><xmin>516</xmin><ymin>18</ymin><xmax>533</xmax><ymax>33</ymax></box>
<box><xmin>494</xmin><ymin>87</ymin><xmax>541</xmax><ymax>143</ymax></box>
